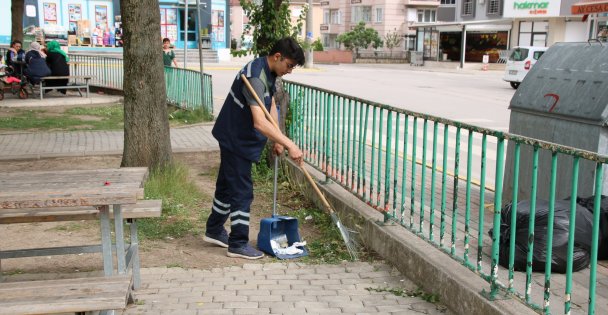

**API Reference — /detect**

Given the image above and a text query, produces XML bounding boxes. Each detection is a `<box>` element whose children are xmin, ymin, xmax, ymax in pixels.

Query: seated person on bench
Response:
<box><xmin>24</xmin><ymin>42</ymin><xmax>51</xmax><ymax>86</ymax></box>
<box><xmin>45</xmin><ymin>41</ymin><xmax>70</xmax><ymax>95</ymax></box>
<box><xmin>5</xmin><ymin>40</ymin><xmax>25</xmax><ymax>77</ymax></box>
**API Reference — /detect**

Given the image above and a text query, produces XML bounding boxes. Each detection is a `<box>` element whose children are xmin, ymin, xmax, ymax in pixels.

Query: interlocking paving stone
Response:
<box><xmin>122</xmin><ymin>262</ymin><xmax>453</xmax><ymax>315</ymax></box>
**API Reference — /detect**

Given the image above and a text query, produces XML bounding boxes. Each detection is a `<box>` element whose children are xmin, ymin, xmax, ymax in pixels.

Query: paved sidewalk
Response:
<box><xmin>0</xmin><ymin>123</ymin><xmax>218</xmax><ymax>160</ymax></box>
<box><xmin>123</xmin><ymin>262</ymin><xmax>451</xmax><ymax>315</ymax></box>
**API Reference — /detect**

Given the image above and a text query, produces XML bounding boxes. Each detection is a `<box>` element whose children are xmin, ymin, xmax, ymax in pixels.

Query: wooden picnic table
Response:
<box><xmin>0</xmin><ymin>167</ymin><xmax>148</xmax><ymax>278</ymax></box>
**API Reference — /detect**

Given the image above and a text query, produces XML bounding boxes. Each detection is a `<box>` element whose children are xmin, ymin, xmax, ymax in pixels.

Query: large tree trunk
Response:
<box><xmin>120</xmin><ymin>0</ymin><xmax>172</xmax><ymax>170</ymax></box>
<box><xmin>11</xmin><ymin>0</ymin><xmax>24</xmax><ymax>43</ymax></box>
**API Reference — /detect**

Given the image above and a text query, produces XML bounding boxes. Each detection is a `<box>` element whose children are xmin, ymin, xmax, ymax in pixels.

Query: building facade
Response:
<box><xmin>319</xmin><ymin>0</ymin><xmax>441</xmax><ymax>52</ymax></box>
<box><xmin>415</xmin><ymin>0</ymin><xmax>588</xmax><ymax>63</ymax></box>
<box><xmin>230</xmin><ymin>0</ymin><xmax>323</xmax><ymax>49</ymax></box>
<box><xmin>0</xmin><ymin>0</ymin><xmax>228</xmax><ymax>50</ymax></box>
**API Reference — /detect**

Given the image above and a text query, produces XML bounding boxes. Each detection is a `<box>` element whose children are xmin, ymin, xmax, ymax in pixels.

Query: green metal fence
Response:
<box><xmin>284</xmin><ymin>80</ymin><xmax>608</xmax><ymax>315</ymax></box>
<box><xmin>67</xmin><ymin>54</ymin><xmax>213</xmax><ymax>113</ymax></box>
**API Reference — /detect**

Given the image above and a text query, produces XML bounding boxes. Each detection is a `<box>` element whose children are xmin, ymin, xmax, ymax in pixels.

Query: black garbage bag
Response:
<box><xmin>574</xmin><ymin>195</ymin><xmax>608</xmax><ymax>260</ymax></box>
<box><xmin>489</xmin><ymin>199</ymin><xmax>592</xmax><ymax>273</ymax></box>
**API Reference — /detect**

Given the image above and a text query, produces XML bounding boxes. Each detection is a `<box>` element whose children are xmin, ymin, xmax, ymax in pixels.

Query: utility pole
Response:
<box><xmin>304</xmin><ymin>0</ymin><xmax>313</xmax><ymax>68</ymax></box>
<box><xmin>184</xmin><ymin>0</ymin><xmax>189</xmax><ymax>69</ymax></box>
<box><xmin>196</xmin><ymin>0</ymin><xmax>205</xmax><ymax>109</ymax></box>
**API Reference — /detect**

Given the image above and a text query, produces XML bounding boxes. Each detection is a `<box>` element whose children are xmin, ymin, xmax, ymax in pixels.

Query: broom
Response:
<box><xmin>241</xmin><ymin>74</ymin><xmax>358</xmax><ymax>260</ymax></box>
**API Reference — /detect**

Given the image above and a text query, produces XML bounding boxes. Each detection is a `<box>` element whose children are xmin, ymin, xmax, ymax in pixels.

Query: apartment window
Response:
<box><xmin>441</xmin><ymin>0</ymin><xmax>455</xmax><ymax>4</ymax></box>
<box><xmin>375</xmin><ymin>8</ymin><xmax>383</xmax><ymax>23</ymax></box>
<box><xmin>352</xmin><ymin>6</ymin><xmax>372</xmax><ymax>22</ymax></box>
<box><xmin>417</xmin><ymin>9</ymin><xmax>436</xmax><ymax>23</ymax></box>
<box><xmin>462</xmin><ymin>0</ymin><xmax>475</xmax><ymax>16</ymax></box>
<box><xmin>487</xmin><ymin>0</ymin><xmax>501</xmax><ymax>15</ymax></box>
<box><xmin>323</xmin><ymin>10</ymin><xmax>330</xmax><ymax>24</ymax></box>
<box><xmin>331</xmin><ymin>9</ymin><xmax>341</xmax><ymax>24</ymax></box>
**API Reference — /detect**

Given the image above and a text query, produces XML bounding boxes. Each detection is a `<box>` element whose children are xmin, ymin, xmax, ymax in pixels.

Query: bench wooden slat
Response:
<box><xmin>1</xmin><ymin>167</ymin><xmax>148</xmax><ymax>180</ymax></box>
<box><xmin>41</xmin><ymin>75</ymin><xmax>94</xmax><ymax>80</ymax></box>
<box><xmin>0</xmin><ymin>190</ymin><xmax>141</xmax><ymax>209</ymax></box>
<box><xmin>0</xmin><ymin>199</ymin><xmax>162</xmax><ymax>224</ymax></box>
<box><xmin>0</xmin><ymin>275</ymin><xmax>131</xmax><ymax>315</ymax></box>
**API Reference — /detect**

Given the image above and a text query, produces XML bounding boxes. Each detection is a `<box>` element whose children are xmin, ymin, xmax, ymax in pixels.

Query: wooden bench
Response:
<box><xmin>0</xmin><ymin>199</ymin><xmax>162</xmax><ymax>290</ymax></box>
<box><xmin>39</xmin><ymin>75</ymin><xmax>93</xmax><ymax>100</ymax></box>
<box><xmin>0</xmin><ymin>275</ymin><xmax>132</xmax><ymax>315</ymax></box>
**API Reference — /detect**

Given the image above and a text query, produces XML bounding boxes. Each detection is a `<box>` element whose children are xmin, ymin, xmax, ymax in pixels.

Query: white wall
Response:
<box><xmin>564</xmin><ymin>20</ymin><xmax>586</xmax><ymax>42</ymax></box>
<box><xmin>0</xmin><ymin>1</ymin><xmax>11</xmax><ymax>44</ymax></box>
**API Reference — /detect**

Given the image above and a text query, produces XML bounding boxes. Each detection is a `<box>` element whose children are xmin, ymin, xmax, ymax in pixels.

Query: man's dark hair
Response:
<box><xmin>269</xmin><ymin>37</ymin><xmax>305</xmax><ymax>66</ymax></box>
<box><xmin>10</xmin><ymin>40</ymin><xmax>22</xmax><ymax>47</ymax></box>
<box><xmin>162</xmin><ymin>38</ymin><xmax>170</xmax><ymax>43</ymax></box>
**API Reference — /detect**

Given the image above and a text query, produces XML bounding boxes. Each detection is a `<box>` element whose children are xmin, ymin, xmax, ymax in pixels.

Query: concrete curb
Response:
<box><xmin>283</xmin><ymin>159</ymin><xmax>536</xmax><ymax>315</ymax></box>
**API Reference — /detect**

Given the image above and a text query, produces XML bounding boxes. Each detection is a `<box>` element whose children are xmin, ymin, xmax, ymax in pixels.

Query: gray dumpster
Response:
<box><xmin>410</xmin><ymin>51</ymin><xmax>424</xmax><ymax>66</ymax></box>
<box><xmin>503</xmin><ymin>42</ymin><xmax>608</xmax><ymax>202</ymax></box>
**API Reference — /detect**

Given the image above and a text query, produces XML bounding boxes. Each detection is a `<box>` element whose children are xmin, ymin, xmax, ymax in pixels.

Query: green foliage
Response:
<box><xmin>366</xmin><ymin>287</ymin><xmax>442</xmax><ymax>304</ymax></box>
<box><xmin>290</xmin><ymin>206</ymin><xmax>354</xmax><ymax>264</ymax></box>
<box><xmin>384</xmin><ymin>28</ymin><xmax>403</xmax><ymax>56</ymax></box>
<box><xmin>312</xmin><ymin>38</ymin><xmax>324</xmax><ymax>51</ymax></box>
<box><xmin>139</xmin><ymin>163</ymin><xmax>205</xmax><ymax>240</ymax></box>
<box><xmin>233</xmin><ymin>0</ymin><xmax>308</xmax><ymax>57</ymax></box>
<box><xmin>168</xmin><ymin>107</ymin><xmax>214</xmax><ymax>124</ymax></box>
<box><xmin>0</xmin><ymin>105</ymin><xmax>124</xmax><ymax>131</ymax></box>
<box><xmin>336</xmin><ymin>22</ymin><xmax>383</xmax><ymax>54</ymax></box>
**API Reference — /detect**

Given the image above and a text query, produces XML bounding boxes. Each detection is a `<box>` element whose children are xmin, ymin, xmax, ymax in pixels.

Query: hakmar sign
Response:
<box><xmin>503</xmin><ymin>0</ymin><xmax>562</xmax><ymax>17</ymax></box>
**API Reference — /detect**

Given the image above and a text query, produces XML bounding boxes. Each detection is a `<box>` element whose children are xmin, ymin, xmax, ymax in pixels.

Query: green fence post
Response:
<box><xmin>588</xmin><ymin>162</ymin><xmax>604</xmax><ymax>315</ymax></box>
<box><xmin>564</xmin><ymin>156</ymin><xmax>579</xmax><ymax>314</ymax></box>
<box><xmin>488</xmin><ymin>136</ymin><xmax>505</xmax><ymax>300</ymax></box>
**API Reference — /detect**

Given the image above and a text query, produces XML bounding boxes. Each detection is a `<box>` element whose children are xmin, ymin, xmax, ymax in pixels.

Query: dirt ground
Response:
<box><xmin>0</xmin><ymin>152</ymin><xmax>323</xmax><ymax>277</ymax></box>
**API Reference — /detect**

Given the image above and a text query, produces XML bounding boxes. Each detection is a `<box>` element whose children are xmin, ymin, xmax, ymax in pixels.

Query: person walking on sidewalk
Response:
<box><xmin>162</xmin><ymin>38</ymin><xmax>178</xmax><ymax>67</ymax></box>
<box><xmin>204</xmin><ymin>37</ymin><xmax>305</xmax><ymax>260</ymax></box>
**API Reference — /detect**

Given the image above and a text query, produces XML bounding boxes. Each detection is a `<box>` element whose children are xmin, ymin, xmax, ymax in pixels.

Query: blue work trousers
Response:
<box><xmin>206</xmin><ymin>148</ymin><xmax>254</xmax><ymax>249</ymax></box>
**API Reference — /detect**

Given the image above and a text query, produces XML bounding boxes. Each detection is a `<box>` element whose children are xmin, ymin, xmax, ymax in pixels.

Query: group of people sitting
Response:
<box><xmin>4</xmin><ymin>40</ymin><xmax>70</xmax><ymax>94</ymax></box>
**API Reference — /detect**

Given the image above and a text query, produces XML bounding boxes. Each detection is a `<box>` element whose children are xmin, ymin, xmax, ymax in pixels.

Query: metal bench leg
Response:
<box><xmin>99</xmin><ymin>205</ymin><xmax>114</xmax><ymax>276</ymax></box>
<box><xmin>129</xmin><ymin>220</ymin><xmax>141</xmax><ymax>290</ymax></box>
<box><xmin>40</xmin><ymin>83</ymin><xmax>43</xmax><ymax>100</ymax></box>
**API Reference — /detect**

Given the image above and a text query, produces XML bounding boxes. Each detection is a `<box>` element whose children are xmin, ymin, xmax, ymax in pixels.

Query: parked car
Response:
<box><xmin>503</xmin><ymin>46</ymin><xmax>548</xmax><ymax>89</ymax></box>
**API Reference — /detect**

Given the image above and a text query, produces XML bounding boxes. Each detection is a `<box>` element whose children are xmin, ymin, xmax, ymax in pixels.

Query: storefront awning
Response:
<box><xmin>411</xmin><ymin>19</ymin><xmax>513</xmax><ymax>32</ymax></box>
<box><xmin>571</xmin><ymin>0</ymin><xmax>608</xmax><ymax>14</ymax></box>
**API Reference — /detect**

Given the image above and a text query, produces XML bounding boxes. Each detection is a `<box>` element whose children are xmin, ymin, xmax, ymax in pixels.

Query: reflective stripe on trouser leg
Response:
<box><xmin>205</xmin><ymin>148</ymin><xmax>233</xmax><ymax>235</ymax></box>
<box><xmin>206</xmin><ymin>147</ymin><xmax>254</xmax><ymax>248</ymax></box>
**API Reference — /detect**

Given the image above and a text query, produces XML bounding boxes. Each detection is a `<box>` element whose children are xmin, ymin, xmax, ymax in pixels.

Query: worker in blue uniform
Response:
<box><xmin>204</xmin><ymin>37</ymin><xmax>305</xmax><ymax>259</ymax></box>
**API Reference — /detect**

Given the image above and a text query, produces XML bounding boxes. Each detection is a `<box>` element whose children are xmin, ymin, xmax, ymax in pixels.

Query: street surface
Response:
<box><xmin>207</xmin><ymin>63</ymin><xmax>516</xmax><ymax>131</ymax></box>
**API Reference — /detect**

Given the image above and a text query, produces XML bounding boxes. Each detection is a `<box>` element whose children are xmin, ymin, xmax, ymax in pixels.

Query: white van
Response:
<box><xmin>503</xmin><ymin>46</ymin><xmax>548</xmax><ymax>89</ymax></box>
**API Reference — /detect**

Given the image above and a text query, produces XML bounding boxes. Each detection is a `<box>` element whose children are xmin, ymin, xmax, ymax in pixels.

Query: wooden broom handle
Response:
<box><xmin>241</xmin><ymin>74</ymin><xmax>335</xmax><ymax>213</ymax></box>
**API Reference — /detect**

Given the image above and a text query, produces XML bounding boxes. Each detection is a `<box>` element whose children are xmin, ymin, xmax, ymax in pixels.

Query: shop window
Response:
<box><xmin>352</xmin><ymin>6</ymin><xmax>372</xmax><ymax>23</ymax></box>
<box><xmin>331</xmin><ymin>9</ymin><xmax>341</xmax><ymax>24</ymax></box>
<box><xmin>487</xmin><ymin>0</ymin><xmax>501</xmax><ymax>15</ymax></box>
<box><xmin>518</xmin><ymin>21</ymin><xmax>547</xmax><ymax>47</ymax></box>
<box><xmin>441</xmin><ymin>0</ymin><xmax>456</xmax><ymax>4</ymax></box>
<box><xmin>597</xmin><ymin>22</ymin><xmax>608</xmax><ymax>42</ymax></box>
<box><xmin>417</xmin><ymin>9</ymin><xmax>437</xmax><ymax>23</ymax></box>
<box><xmin>462</xmin><ymin>0</ymin><xmax>475</xmax><ymax>16</ymax></box>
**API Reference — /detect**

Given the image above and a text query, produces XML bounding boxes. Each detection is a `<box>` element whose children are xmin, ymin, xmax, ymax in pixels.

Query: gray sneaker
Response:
<box><xmin>227</xmin><ymin>244</ymin><xmax>264</xmax><ymax>260</ymax></box>
<box><xmin>203</xmin><ymin>230</ymin><xmax>229</xmax><ymax>248</ymax></box>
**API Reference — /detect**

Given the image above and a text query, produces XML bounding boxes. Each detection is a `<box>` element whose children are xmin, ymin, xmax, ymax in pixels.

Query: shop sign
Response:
<box><xmin>571</xmin><ymin>1</ymin><xmax>608</xmax><ymax>14</ymax></box>
<box><xmin>320</xmin><ymin>1</ymin><xmax>329</xmax><ymax>5</ymax></box>
<box><xmin>503</xmin><ymin>0</ymin><xmax>561</xmax><ymax>17</ymax></box>
<box><xmin>351</xmin><ymin>0</ymin><xmax>362</xmax><ymax>4</ymax></box>
<box><xmin>320</xmin><ymin>24</ymin><xmax>329</xmax><ymax>31</ymax></box>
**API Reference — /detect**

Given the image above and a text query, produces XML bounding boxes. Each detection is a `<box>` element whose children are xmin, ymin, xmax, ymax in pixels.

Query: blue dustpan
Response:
<box><xmin>257</xmin><ymin>157</ymin><xmax>308</xmax><ymax>259</ymax></box>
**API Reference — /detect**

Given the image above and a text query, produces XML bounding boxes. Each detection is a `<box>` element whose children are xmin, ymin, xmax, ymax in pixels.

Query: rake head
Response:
<box><xmin>331</xmin><ymin>212</ymin><xmax>359</xmax><ymax>261</ymax></box>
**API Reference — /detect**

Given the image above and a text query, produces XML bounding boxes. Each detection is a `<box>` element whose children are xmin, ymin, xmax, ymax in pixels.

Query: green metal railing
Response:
<box><xmin>67</xmin><ymin>54</ymin><xmax>213</xmax><ymax>113</ymax></box>
<box><xmin>285</xmin><ymin>80</ymin><xmax>608</xmax><ymax>315</ymax></box>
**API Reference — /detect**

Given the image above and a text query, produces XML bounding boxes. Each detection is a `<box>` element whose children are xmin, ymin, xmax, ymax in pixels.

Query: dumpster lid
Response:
<box><xmin>509</xmin><ymin>42</ymin><xmax>608</xmax><ymax>125</ymax></box>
